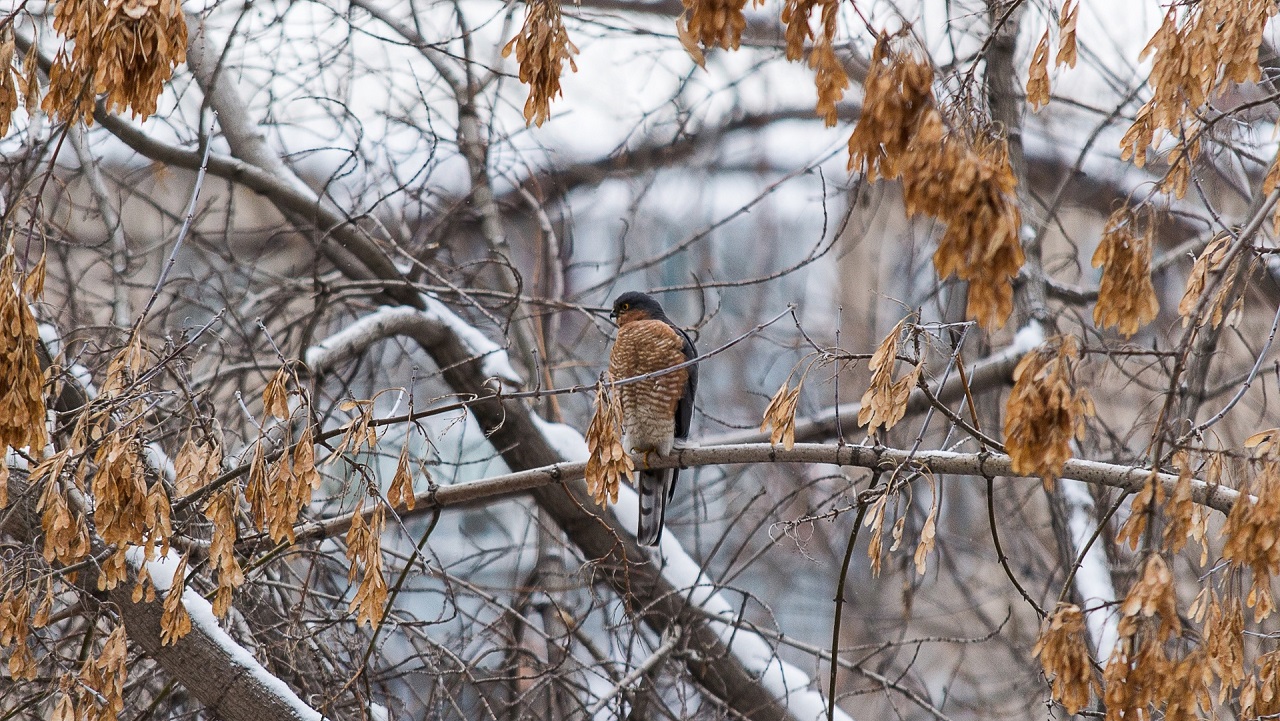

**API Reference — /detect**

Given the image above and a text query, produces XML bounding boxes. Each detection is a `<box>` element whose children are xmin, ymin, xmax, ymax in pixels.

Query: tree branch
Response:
<box><xmin>293</xmin><ymin>441</ymin><xmax>1242</xmax><ymax>545</ymax></box>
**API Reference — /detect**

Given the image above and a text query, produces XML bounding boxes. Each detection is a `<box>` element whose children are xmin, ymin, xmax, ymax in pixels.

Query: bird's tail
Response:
<box><xmin>636</xmin><ymin>467</ymin><xmax>675</xmax><ymax>546</ymax></box>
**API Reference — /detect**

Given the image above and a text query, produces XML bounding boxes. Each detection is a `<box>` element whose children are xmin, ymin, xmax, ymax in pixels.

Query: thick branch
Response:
<box><xmin>0</xmin><ymin>470</ymin><xmax>322</xmax><ymax>721</ymax></box>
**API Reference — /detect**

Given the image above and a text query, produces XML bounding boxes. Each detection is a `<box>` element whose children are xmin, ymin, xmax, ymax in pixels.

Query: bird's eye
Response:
<box><xmin>620</xmin><ymin>303</ymin><xmax>629</xmax><ymax>310</ymax></box>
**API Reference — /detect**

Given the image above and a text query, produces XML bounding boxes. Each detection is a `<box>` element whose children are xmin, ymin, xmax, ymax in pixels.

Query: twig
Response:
<box><xmin>828</xmin><ymin>475</ymin><xmax>875</xmax><ymax>721</ymax></box>
<box><xmin>138</xmin><ymin>113</ymin><xmax>217</xmax><ymax>324</ymax></box>
<box><xmin>987</xmin><ymin>475</ymin><xmax>1046</xmax><ymax>619</ymax></box>
<box><xmin>1184</xmin><ymin>296</ymin><xmax>1280</xmax><ymax>439</ymax></box>
<box><xmin>583</xmin><ymin>625</ymin><xmax>683</xmax><ymax>718</ymax></box>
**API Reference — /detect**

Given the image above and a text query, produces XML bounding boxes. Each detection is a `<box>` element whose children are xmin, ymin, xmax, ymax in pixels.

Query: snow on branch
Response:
<box><xmin>303</xmin><ymin>303</ymin><xmax>522</xmax><ymax>385</ymax></box>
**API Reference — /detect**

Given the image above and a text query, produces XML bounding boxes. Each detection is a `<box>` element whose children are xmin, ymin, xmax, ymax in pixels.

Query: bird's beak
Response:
<box><xmin>609</xmin><ymin>308</ymin><xmax>619</xmax><ymax>320</ymax></box>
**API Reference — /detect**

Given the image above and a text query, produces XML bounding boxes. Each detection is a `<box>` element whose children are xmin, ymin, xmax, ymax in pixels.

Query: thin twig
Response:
<box><xmin>583</xmin><ymin>626</ymin><xmax>682</xmax><ymax>718</ymax></box>
<box><xmin>138</xmin><ymin>113</ymin><xmax>217</xmax><ymax>324</ymax></box>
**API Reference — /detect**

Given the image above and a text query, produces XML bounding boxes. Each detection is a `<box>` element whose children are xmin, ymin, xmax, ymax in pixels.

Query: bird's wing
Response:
<box><xmin>671</xmin><ymin>323</ymin><xmax>698</xmax><ymax>441</ymax></box>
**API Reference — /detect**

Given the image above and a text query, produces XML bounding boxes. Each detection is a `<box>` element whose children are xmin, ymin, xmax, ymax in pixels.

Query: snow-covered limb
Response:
<box><xmin>303</xmin><ymin>303</ymin><xmax>521</xmax><ymax>386</ymax></box>
<box><xmin>0</xmin><ymin>469</ymin><xmax>323</xmax><ymax>721</ymax></box>
<box><xmin>131</xmin><ymin>548</ymin><xmax>324</xmax><ymax>721</ymax></box>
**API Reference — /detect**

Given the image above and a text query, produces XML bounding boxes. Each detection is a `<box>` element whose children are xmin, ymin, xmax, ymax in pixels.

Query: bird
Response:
<box><xmin>607</xmin><ymin>291</ymin><xmax>698</xmax><ymax>546</ymax></box>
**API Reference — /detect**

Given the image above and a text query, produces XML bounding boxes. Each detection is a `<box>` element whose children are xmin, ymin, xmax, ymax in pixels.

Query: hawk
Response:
<box><xmin>608</xmin><ymin>291</ymin><xmax>698</xmax><ymax>546</ymax></box>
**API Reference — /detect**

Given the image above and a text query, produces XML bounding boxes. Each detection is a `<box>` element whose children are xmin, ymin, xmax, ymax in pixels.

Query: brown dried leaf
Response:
<box><xmin>262</xmin><ymin>368</ymin><xmax>291</xmax><ymax>421</ymax></box>
<box><xmin>203</xmin><ymin>485</ymin><xmax>243</xmax><ymax>618</ymax></box>
<box><xmin>761</xmin><ymin>378</ymin><xmax>802</xmax><ymax>450</ymax></box>
<box><xmin>505</xmin><ymin>0</ymin><xmax>578</xmax><ymax>127</ymax></box>
<box><xmin>1026</xmin><ymin>29</ymin><xmax>1051</xmax><ymax>111</ymax></box>
<box><xmin>387</xmin><ymin>442</ymin><xmax>416</xmax><ymax>511</ymax></box>
<box><xmin>809</xmin><ymin>39</ymin><xmax>848</xmax><ymax>127</ymax></box>
<box><xmin>0</xmin><ymin>252</ymin><xmax>49</xmax><ymax>454</ymax></box>
<box><xmin>1056</xmin><ymin>0</ymin><xmax>1078</xmax><ymax>68</ymax></box>
<box><xmin>585</xmin><ymin>379</ymin><xmax>632</xmax><ymax>506</ymax></box>
<box><xmin>858</xmin><ymin>320</ymin><xmax>921</xmax><ymax>434</ymax></box>
<box><xmin>346</xmin><ymin>499</ymin><xmax>388</xmax><ymax>628</ymax></box>
<box><xmin>1178</xmin><ymin>232</ymin><xmax>1234</xmax><ymax>327</ymax></box>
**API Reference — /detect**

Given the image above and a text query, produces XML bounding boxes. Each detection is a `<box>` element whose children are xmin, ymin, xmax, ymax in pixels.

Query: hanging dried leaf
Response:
<box><xmin>810</xmin><ymin>39</ymin><xmax>848</xmax><ymax>127</ymax></box>
<box><xmin>1178</xmin><ymin>232</ymin><xmax>1235</xmax><ymax>328</ymax></box>
<box><xmin>848</xmin><ymin>38</ymin><xmax>1024</xmax><ymax>329</ymax></box>
<box><xmin>262</xmin><ymin>367</ymin><xmax>291</xmax><ymax>421</ymax></box>
<box><xmin>1026</xmin><ymin>30</ymin><xmax>1051</xmax><ymax>111</ymax></box>
<box><xmin>203</xmin><ymin>485</ymin><xmax>244</xmax><ymax>618</ymax></box>
<box><xmin>160</xmin><ymin>556</ymin><xmax>191</xmax><ymax>646</ymax></box>
<box><xmin>0</xmin><ymin>252</ymin><xmax>49</xmax><ymax>454</ymax></box>
<box><xmin>1119</xmin><ymin>0</ymin><xmax>1275</xmax><ymax>186</ymax></box>
<box><xmin>761</xmin><ymin>377</ymin><xmax>803</xmax><ymax>450</ymax></box>
<box><xmin>1056</xmin><ymin>0</ymin><xmax>1079</xmax><ymax>68</ymax></box>
<box><xmin>677</xmin><ymin>0</ymin><xmax>748</xmax><ymax>55</ymax></box>
<box><xmin>387</xmin><ymin>442</ymin><xmax>416</xmax><ymax>511</ymax></box>
<box><xmin>913</xmin><ymin>478</ymin><xmax>937</xmax><ymax>576</ymax></box>
<box><xmin>859</xmin><ymin>320</ymin><xmax>922</xmax><ymax>435</ymax></box>
<box><xmin>174</xmin><ymin>437</ymin><xmax>222</xmax><ymax>496</ymax></box>
<box><xmin>1222</xmin><ymin>461</ymin><xmax>1280</xmax><ymax>622</ymax></box>
<box><xmin>346</xmin><ymin>498</ymin><xmax>388</xmax><ymax>628</ymax></box>
<box><xmin>0</xmin><ymin>32</ymin><xmax>18</xmax><ymax>138</ymax></box>
<box><xmin>44</xmin><ymin>0</ymin><xmax>188</xmax><ymax>123</ymax></box>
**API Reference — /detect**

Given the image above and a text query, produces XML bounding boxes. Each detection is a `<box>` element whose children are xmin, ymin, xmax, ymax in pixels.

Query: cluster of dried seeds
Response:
<box><xmin>0</xmin><ymin>252</ymin><xmax>48</xmax><ymax>456</ymax></box>
<box><xmin>1032</xmin><ymin>603</ymin><xmax>1097</xmax><ymax>714</ymax></box>
<box><xmin>203</xmin><ymin>485</ymin><xmax>243</xmax><ymax>618</ymax></box>
<box><xmin>0</xmin><ymin>586</ymin><xmax>36</xmax><ymax>680</ymax></box>
<box><xmin>677</xmin><ymin>0</ymin><xmax>749</xmax><ymax>58</ymax></box>
<box><xmin>1119</xmin><ymin>0</ymin><xmax>1275</xmax><ymax>188</ymax></box>
<box><xmin>1178</xmin><ymin>232</ymin><xmax>1238</xmax><ymax>329</ymax></box>
<box><xmin>1003</xmin><ymin>337</ymin><xmax>1089</xmax><ymax>485</ymax></box>
<box><xmin>1102</xmin><ymin>555</ymin><xmax>1197</xmax><ymax>721</ymax></box>
<box><xmin>584</xmin><ymin>378</ymin><xmax>632</xmax><ymax>506</ymax></box>
<box><xmin>503</xmin><ymin>0</ymin><xmax>578</xmax><ymax>127</ymax></box>
<box><xmin>761</xmin><ymin>374</ymin><xmax>803</xmax><ymax>450</ymax></box>
<box><xmin>1222</xmin><ymin>452</ymin><xmax>1280</xmax><ymax>622</ymax></box>
<box><xmin>848</xmin><ymin>38</ymin><xmax>1024</xmax><ymax>329</ymax></box>
<box><xmin>1091</xmin><ymin>207</ymin><xmax>1159</xmax><ymax>337</ymax></box>
<box><xmin>857</xmin><ymin>319</ymin><xmax>921</xmax><ymax>436</ymax></box>
<box><xmin>44</xmin><ymin>0</ymin><xmax>188</xmax><ymax>124</ymax></box>
<box><xmin>346</xmin><ymin>498</ymin><xmax>389</xmax><ymax>628</ymax></box>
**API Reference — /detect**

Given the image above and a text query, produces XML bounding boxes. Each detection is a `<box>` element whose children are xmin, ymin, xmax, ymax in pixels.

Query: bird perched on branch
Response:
<box><xmin>608</xmin><ymin>291</ymin><xmax>698</xmax><ymax>546</ymax></box>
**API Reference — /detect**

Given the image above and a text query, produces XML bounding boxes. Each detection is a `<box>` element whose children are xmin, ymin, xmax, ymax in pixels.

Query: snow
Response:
<box><xmin>654</xmin><ymin>530</ymin><xmax>851</xmax><ymax>721</ymax></box>
<box><xmin>38</xmin><ymin>323</ymin><xmax>99</xmax><ymax>397</ymax></box>
<box><xmin>369</xmin><ymin>702</ymin><xmax>389</xmax><ymax>721</ymax></box>
<box><xmin>419</xmin><ymin>294</ymin><xmax>523</xmax><ymax>386</ymax></box>
<box><xmin>1010</xmin><ymin>321</ymin><xmax>1045</xmax><ymax>355</ymax></box>
<box><xmin>1060</xmin><ymin>478</ymin><xmax>1119</xmax><ymax>660</ymax></box>
<box><xmin>130</xmin><ymin>547</ymin><xmax>325</xmax><ymax>721</ymax></box>
<box><xmin>530</xmin><ymin>415</ymin><xmax>590</xmax><ymax>459</ymax></box>
<box><xmin>303</xmin><ymin>306</ymin><xmax>430</xmax><ymax>371</ymax></box>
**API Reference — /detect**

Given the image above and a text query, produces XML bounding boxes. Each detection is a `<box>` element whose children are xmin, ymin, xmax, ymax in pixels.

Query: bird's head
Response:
<box><xmin>610</xmin><ymin>291</ymin><xmax>665</xmax><ymax>325</ymax></box>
